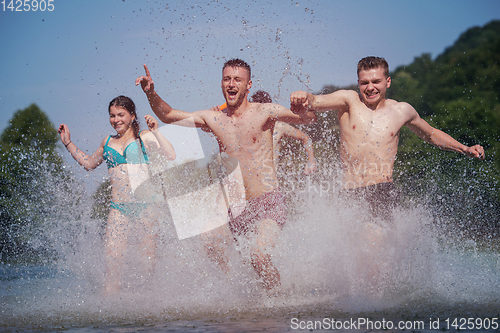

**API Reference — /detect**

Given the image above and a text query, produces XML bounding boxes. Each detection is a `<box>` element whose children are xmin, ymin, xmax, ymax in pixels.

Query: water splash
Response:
<box><xmin>2</xmin><ymin>148</ymin><xmax>499</xmax><ymax>331</ymax></box>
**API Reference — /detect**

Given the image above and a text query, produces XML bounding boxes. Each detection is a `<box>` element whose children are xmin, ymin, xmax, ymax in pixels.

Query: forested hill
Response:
<box><xmin>388</xmin><ymin>20</ymin><xmax>500</xmax><ymax>153</ymax></box>
<box><xmin>299</xmin><ymin>20</ymin><xmax>500</xmax><ymax>240</ymax></box>
<box><xmin>386</xmin><ymin>19</ymin><xmax>499</xmax><ymax>182</ymax></box>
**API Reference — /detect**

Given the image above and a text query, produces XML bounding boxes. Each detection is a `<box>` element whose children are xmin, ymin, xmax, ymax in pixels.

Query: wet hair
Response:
<box><xmin>223</xmin><ymin>58</ymin><xmax>251</xmax><ymax>80</ymax></box>
<box><xmin>250</xmin><ymin>90</ymin><xmax>272</xmax><ymax>103</ymax></box>
<box><xmin>108</xmin><ymin>95</ymin><xmax>141</xmax><ymax>141</ymax></box>
<box><xmin>357</xmin><ymin>56</ymin><xmax>389</xmax><ymax>78</ymax></box>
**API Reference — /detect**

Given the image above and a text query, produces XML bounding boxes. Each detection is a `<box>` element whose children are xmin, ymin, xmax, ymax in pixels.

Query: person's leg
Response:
<box><xmin>340</xmin><ymin>186</ymin><xmax>385</xmax><ymax>291</ymax></box>
<box><xmin>227</xmin><ymin>188</ymin><xmax>286</xmax><ymax>290</ymax></box>
<box><xmin>104</xmin><ymin>206</ymin><xmax>129</xmax><ymax>294</ymax></box>
<box><xmin>137</xmin><ymin>203</ymin><xmax>159</xmax><ymax>275</ymax></box>
<box><xmin>200</xmin><ymin>182</ymin><xmax>236</xmax><ymax>274</ymax></box>
<box><xmin>249</xmin><ymin>218</ymin><xmax>281</xmax><ymax>290</ymax></box>
<box><xmin>202</xmin><ymin>224</ymin><xmax>233</xmax><ymax>274</ymax></box>
<box><xmin>358</xmin><ymin>221</ymin><xmax>387</xmax><ymax>292</ymax></box>
<box><xmin>358</xmin><ymin>184</ymin><xmax>396</xmax><ymax>293</ymax></box>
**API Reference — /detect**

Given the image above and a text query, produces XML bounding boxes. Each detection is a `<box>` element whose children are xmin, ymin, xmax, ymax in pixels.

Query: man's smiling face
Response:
<box><xmin>221</xmin><ymin>66</ymin><xmax>252</xmax><ymax>108</ymax></box>
<box><xmin>357</xmin><ymin>67</ymin><xmax>391</xmax><ymax>108</ymax></box>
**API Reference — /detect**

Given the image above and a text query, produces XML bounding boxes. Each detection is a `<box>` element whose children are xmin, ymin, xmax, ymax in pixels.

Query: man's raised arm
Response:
<box><xmin>290</xmin><ymin>90</ymin><xmax>353</xmax><ymax>113</ymax></box>
<box><xmin>135</xmin><ymin>64</ymin><xmax>206</xmax><ymax>127</ymax></box>
<box><xmin>269</xmin><ymin>103</ymin><xmax>316</xmax><ymax>125</ymax></box>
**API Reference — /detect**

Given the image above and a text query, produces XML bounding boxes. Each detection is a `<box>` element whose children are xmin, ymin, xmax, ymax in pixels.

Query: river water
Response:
<box><xmin>1</xmin><ymin>158</ymin><xmax>499</xmax><ymax>332</ymax></box>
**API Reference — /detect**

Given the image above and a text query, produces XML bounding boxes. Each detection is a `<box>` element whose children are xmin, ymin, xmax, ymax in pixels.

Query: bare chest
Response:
<box><xmin>208</xmin><ymin>113</ymin><xmax>271</xmax><ymax>154</ymax></box>
<box><xmin>340</xmin><ymin>106</ymin><xmax>403</xmax><ymax>145</ymax></box>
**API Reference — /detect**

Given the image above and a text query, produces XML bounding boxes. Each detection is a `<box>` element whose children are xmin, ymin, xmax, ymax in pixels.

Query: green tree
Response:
<box><xmin>0</xmin><ymin>104</ymin><xmax>84</xmax><ymax>262</ymax></box>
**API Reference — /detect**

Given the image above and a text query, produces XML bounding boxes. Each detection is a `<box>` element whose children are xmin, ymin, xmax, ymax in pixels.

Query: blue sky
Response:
<box><xmin>1</xmin><ymin>0</ymin><xmax>499</xmax><ymax>186</ymax></box>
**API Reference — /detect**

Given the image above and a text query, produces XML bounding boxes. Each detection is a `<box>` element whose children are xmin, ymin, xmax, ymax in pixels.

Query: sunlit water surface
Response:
<box><xmin>1</xmin><ymin>165</ymin><xmax>499</xmax><ymax>333</ymax></box>
<box><xmin>2</xmin><ymin>2</ymin><xmax>499</xmax><ymax>330</ymax></box>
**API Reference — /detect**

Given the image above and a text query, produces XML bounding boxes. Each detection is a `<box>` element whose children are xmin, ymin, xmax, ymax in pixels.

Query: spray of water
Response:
<box><xmin>2</xmin><ymin>142</ymin><xmax>499</xmax><ymax>330</ymax></box>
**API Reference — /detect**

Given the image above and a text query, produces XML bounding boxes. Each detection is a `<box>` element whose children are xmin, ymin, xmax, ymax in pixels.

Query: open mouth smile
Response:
<box><xmin>227</xmin><ymin>90</ymin><xmax>238</xmax><ymax>100</ymax></box>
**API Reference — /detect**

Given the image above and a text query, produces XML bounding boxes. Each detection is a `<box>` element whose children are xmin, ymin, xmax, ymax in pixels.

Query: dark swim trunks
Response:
<box><xmin>341</xmin><ymin>182</ymin><xmax>400</xmax><ymax>221</ymax></box>
<box><xmin>228</xmin><ymin>188</ymin><xmax>287</xmax><ymax>237</ymax></box>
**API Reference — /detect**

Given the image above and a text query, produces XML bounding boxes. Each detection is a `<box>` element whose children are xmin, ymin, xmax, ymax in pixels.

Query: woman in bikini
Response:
<box><xmin>58</xmin><ymin>95</ymin><xmax>176</xmax><ymax>293</ymax></box>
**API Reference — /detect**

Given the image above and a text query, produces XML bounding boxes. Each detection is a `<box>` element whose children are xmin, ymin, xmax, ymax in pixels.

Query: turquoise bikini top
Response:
<box><xmin>102</xmin><ymin>135</ymin><xmax>149</xmax><ymax>169</ymax></box>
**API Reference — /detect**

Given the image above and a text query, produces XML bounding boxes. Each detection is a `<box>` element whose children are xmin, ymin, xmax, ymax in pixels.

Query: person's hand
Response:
<box><xmin>290</xmin><ymin>90</ymin><xmax>309</xmax><ymax>114</ymax></box>
<box><xmin>465</xmin><ymin>144</ymin><xmax>485</xmax><ymax>160</ymax></box>
<box><xmin>135</xmin><ymin>64</ymin><xmax>155</xmax><ymax>93</ymax></box>
<box><xmin>144</xmin><ymin>115</ymin><xmax>158</xmax><ymax>131</ymax></box>
<box><xmin>58</xmin><ymin>124</ymin><xmax>71</xmax><ymax>146</ymax></box>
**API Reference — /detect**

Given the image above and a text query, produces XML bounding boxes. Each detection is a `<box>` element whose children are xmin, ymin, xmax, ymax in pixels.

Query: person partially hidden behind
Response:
<box><xmin>290</xmin><ymin>56</ymin><xmax>484</xmax><ymax>220</ymax></box>
<box><xmin>136</xmin><ymin>59</ymin><xmax>316</xmax><ymax>291</ymax></box>
<box><xmin>218</xmin><ymin>90</ymin><xmax>317</xmax><ymax>175</ymax></box>
<box><xmin>250</xmin><ymin>90</ymin><xmax>317</xmax><ymax>175</ymax></box>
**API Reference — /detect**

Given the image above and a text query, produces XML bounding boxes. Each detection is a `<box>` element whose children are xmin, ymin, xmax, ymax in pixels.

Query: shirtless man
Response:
<box><xmin>290</xmin><ymin>56</ymin><xmax>484</xmax><ymax>217</ymax></box>
<box><xmin>291</xmin><ymin>56</ymin><xmax>484</xmax><ymax>291</ymax></box>
<box><xmin>136</xmin><ymin>59</ymin><xmax>316</xmax><ymax>290</ymax></box>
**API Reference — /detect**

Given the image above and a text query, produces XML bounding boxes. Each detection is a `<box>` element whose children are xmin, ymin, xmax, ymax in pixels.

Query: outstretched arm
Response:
<box><xmin>290</xmin><ymin>89</ymin><xmax>353</xmax><ymax>113</ymax></box>
<box><xmin>405</xmin><ymin>105</ymin><xmax>485</xmax><ymax>160</ymax></box>
<box><xmin>268</xmin><ymin>103</ymin><xmax>316</xmax><ymax>125</ymax></box>
<box><xmin>276</xmin><ymin>122</ymin><xmax>317</xmax><ymax>174</ymax></box>
<box><xmin>135</xmin><ymin>64</ymin><xmax>208</xmax><ymax>128</ymax></box>
<box><xmin>58</xmin><ymin>124</ymin><xmax>104</xmax><ymax>171</ymax></box>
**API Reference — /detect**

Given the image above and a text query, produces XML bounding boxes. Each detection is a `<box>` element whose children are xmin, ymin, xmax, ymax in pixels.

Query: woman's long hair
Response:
<box><xmin>108</xmin><ymin>95</ymin><xmax>141</xmax><ymax>141</ymax></box>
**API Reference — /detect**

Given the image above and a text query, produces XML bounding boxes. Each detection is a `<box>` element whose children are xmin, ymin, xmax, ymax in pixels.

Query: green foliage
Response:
<box><xmin>391</xmin><ymin>20</ymin><xmax>500</xmax><ymax>193</ymax></box>
<box><xmin>1</xmin><ymin>104</ymin><xmax>59</xmax><ymax>151</ymax></box>
<box><xmin>0</xmin><ymin>104</ymin><xmax>84</xmax><ymax>262</ymax></box>
<box><xmin>388</xmin><ymin>53</ymin><xmax>436</xmax><ymax>117</ymax></box>
<box><xmin>91</xmin><ymin>179</ymin><xmax>111</xmax><ymax>221</ymax></box>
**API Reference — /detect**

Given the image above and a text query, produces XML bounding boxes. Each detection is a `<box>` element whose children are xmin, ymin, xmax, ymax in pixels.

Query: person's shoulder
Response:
<box><xmin>329</xmin><ymin>89</ymin><xmax>358</xmax><ymax>98</ymax></box>
<box><xmin>99</xmin><ymin>135</ymin><xmax>111</xmax><ymax>148</ymax></box>
<box><xmin>256</xmin><ymin>102</ymin><xmax>281</xmax><ymax>109</ymax></box>
<box><xmin>191</xmin><ymin>108</ymin><xmax>216</xmax><ymax>121</ymax></box>
<box><xmin>390</xmin><ymin>99</ymin><xmax>416</xmax><ymax>113</ymax></box>
<box><xmin>323</xmin><ymin>89</ymin><xmax>359</xmax><ymax>107</ymax></box>
<box><xmin>387</xmin><ymin>99</ymin><xmax>419</xmax><ymax>123</ymax></box>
